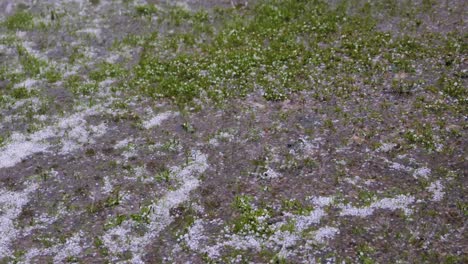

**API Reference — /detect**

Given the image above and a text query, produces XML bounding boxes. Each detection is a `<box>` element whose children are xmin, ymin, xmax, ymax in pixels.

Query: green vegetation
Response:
<box><xmin>4</xmin><ymin>11</ymin><xmax>35</xmax><ymax>31</ymax></box>
<box><xmin>17</xmin><ymin>45</ymin><xmax>46</xmax><ymax>78</ymax></box>
<box><xmin>113</xmin><ymin>0</ymin><xmax>466</xmax><ymax>108</ymax></box>
<box><xmin>231</xmin><ymin>195</ymin><xmax>272</xmax><ymax>235</ymax></box>
<box><xmin>135</xmin><ymin>4</ymin><xmax>158</xmax><ymax>17</ymax></box>
<box><xmin>0</xmin><ymin>0</ymin><xmax>465</xmax><ymax>262</ymax></box>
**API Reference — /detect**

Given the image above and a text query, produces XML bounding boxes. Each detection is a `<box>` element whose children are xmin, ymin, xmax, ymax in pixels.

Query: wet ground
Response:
<box><xmin>0</xmin><ymin>0</ymin><xmax>466</xmax><ymax>263</ymax></box>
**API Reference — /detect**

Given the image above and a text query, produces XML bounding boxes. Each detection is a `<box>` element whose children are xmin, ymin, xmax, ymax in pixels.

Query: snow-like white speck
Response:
<box><xmin>209</xmin><ymin>132</ymin><xmax>235</xmax><ymax>146</ymax></box>
<box><xmin>389</xmin><ymin>162</ymin><xmax>411</xmax><ymax>172</ymax></box>
<box><xmin>268</xmin><ymin>230</ymin><xmax>299</xmax><ymax>258</ymax></box>
<box><xmin>0</xmin><ymin>183</ymin><xmax>38</xmax><ymax>257</ymax></box>
<box><xmin>377</xmin><ymin>143</ymin><xmax>397</xmax><ymax>152</ymax></box>
<box><xmin>310</xmin><ymin>196</ymin><xmax>334</xmax><ymax>207</ymax></box>
<box><xmin>102</xmin><ymin>150</ymin><xmax>208</xmax><ymax>262</ymax></box>
<box><xmin>261</xmin><ymin>166</ymin><xmax>281</xmax><ymax>179</ymax></box>
<box><xmin>0</xmin><ymin>132</ymin><xmax>51</xmax><ymax>169</ymax></box>
<box><xmin>413</xmin><ymin>167</ymin><xmax>431</xmax><ymax>179</ymax></box>
<box><xmin>76</xmin><ymin>28</ymin><xmax>102</xmax><ymax>36</ymax></box>
<box><xmin>427</xmin><ymin>180</ymin><xmax>444</xmax><ymax>201</ymax></box>
<box><xmin>294</xmin><ymin>209</ymin><xmax>326</xmax><ymax>232</ymax></box>
<box><xmin>53</xmin><ymin>232</ymin><xmax>86</xmax><ymax>263</ymax></box>
<box><xmin>114</xmin><ymin>137</ymin><xmax>133</xmax><ymax>149</ymax></box>
<box><xmin>22</xmin><ymin>231</ymin><xmax>88</xmax><ymax>264</ymax></box>
<box><xmin>314</xmin><ymin>226</ymin><xmax>339</xmax><ymax>243</ymax></box>
<box><xmin>0</xmin><ymin>105</ymin><xmax>104</xmax><ymax>168</ymax></box>
<box><xmin>14</xmin><ymin>79</ymin><xmax>38</xmax><ymax>90</ymax></box>
<box><xmin>182</xmin><ymin>219</ymin><xmax>207</xmax><ymax>251</ymax></box>
<box><xmin>142</xmin><ymin>111</ymin><xmax>178</xmax><ymax>129</ymax></box>
<box><xmin>340</xmin><ymin>195</ymin><xmax>415</xmax><ymax>217</ymax></box>
<box><xmin>102</xmin><ymin>176</ymin><xmax>113</xmax><ymax>194</ymax></box>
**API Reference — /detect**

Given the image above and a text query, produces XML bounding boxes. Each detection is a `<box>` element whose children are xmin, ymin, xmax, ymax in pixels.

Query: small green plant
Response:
<box><xmin>161</xmin><ymin>138</ymin><xmax>180</xmax><ymax>152</ymax></box>
<box><xmin>155</xmin><ymin>169</ymin><xmax>171</xmax><ymax>182</ymax></box>
<box><xmin>104</xmin><ymin>214</ymin><xmax>127</xmax><ymax>230</ymax></box>
<box><xmin>105</xmin><ymin>189</ymin><xmax>121</xmax><ymax>208</ymax></box>
<box><xmin>130</xmin><ymin>205</ymin><xmax>152</xmax><ymax>224</ymax></box>
<box><xmin>181</xmin><ymin>122</ymin><xmax>195</xmax><ymax>133</ymax></box>
<box><xmin>358</xmin><ymin>190</ymin><xmax>376</xmax><ymax>206</ymax></box>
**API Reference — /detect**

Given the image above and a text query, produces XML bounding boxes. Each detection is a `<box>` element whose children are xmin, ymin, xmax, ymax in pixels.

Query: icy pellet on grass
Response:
<box><xmin>377</xmin><ymin>143</ymin><xmax>397</xmax><ymax>152</ymax></box>
<box><xmin>182</xmin><ymin>219</ymin><xmax>207</xmax><ymax>251</ymax></box>
<box><xmin>261</xmin><ymin>166</ymin><xmax>281</xmax><ymax>179</ymax></box>
<box><xmin>268</xmin><ymin>230</ymin><xmax>299</xmax><ymax>258</ymax></box>
<box><xmin>53</xmin><ymin>232</ymin><xmax>86</xmax><ymax>263</ymax></box>
<box><xmin>0</xmin><ymin>132</ymin><xmax>51</xmax><ymax>169</ymax></box>
<box><xmin>114</xmin><ymin>137</ymin><xmax>133</xmax><ymax>149</ymax></box>
<box><xmin>22</xmin><ymin>231</ymin><xmax>88</xmax><ymax>263</ymax></box>
<box><xmin>13</xmin><ymin>79</ymin><xmax>38</xmax><ymax>90</ymax></box>
<box><xmin>142</xmin><ymin>111</ymin><xmax>178</xmax><ymax>129</ymax></box>
<box><xmin>293</xmin><ymin>209</ymin><xmax>326</xmax><ymax>232</ymax></box>
<box><xmin>413</xmin><ymin>167</ymin><xmax>431</xmax><ymax>179</ymax></box>
<box><xmin>0</xmin><ymin>183</ymin><xmax>38</xmax><ymax>257</ymax></box>
<box><xmin>102</xmin><ymin>151</ymin><xmax>208</xmax><ymax>262</ymax></box>
<box><xmin>310</xmin><ymin>196</ymin><xmax>334</xmax><ymax>207</ymax></box>
<box><xmin>340</xmin><ymin>195</ymin><xmax>415</xmax><ymax>217</ymax></box>
<box><xmin>209</xmin><ymin>132</ymin><xmax>235</xmax><ymax>146</ymax></box>
<box><xmin>314</xmin><ymin>226</ymin><xmax>339</xmax><ymax>243</ymax></box>
<box><xmin>427</xmin><ymin>180</ymin><xmax>444</xmax><ymax>201</ymax></box>
<box><xmin>389</xmin><ymin>162</ymin><xmax>411</xmax><ymax>172</ymax></box>
<box><xmin>0</xmin><ymin>105</ymin><xmax>105</xmax><ymax>168</ymax></box>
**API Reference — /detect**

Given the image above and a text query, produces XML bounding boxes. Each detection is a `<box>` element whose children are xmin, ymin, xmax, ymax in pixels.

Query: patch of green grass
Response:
<box><xmin>105</xmin><ymin>188</ymin><xmax>121</xmax><ymax>208</ymax></box>
<box><xmin>135</xmin><ymin>4</ymin><xmax>158</xmax><ymax>17</ymax></box>
<box><xmin>128</xmin><ymin>0</ymin><xmax>457</xmax><ymax>106</ymax></box>
<box><xmin>437</xmin><ymin>75</ymin><xmax>466</xmax><ymax>99</ymax></box>
<box><xmin>11</xmin><ymin>87</ymin><xmax>31</xmax><ymax>99</ymax></box>
<box><xmin>130</xmin><ymin>205</ymin><xmax>152</xmax><ymax>224</ymax></box>
<box><xmin>43</xmin><ymin>68</ymin><xmax>62</xmax><ymax>83</ymax></box>
<box><xmin>403</xmin><ymin>123</ymin><xmax>437</xmax><ymax>151</ymax></box>
<box><xmin>231</xmin><ymin>195</ymin><xmax>272</xmax><ymax>236</ymax></box>
<box><xmin>281</xmin><ymin>199</ymin><xmax>313</xmax><ymax>215</ymax></box>
<box><xmin>65</xmin><ymin>75</ymin><xmax>97</xmax><ymax>95</ymax></box>
<box><xmin>4</xmin><ymin>11</ymin><xmax>35</xmax><ymax>31</ymax></box>
<box><xmin>155</xmin><ymin>169</ymin><xmax>171</xmax><ymax>183</ymax></box>
<box><xmin>89</xmin><ymin>62</ymin><xmax>126</xmax><ymax>82</ymax></box>
<box><xmin>104</xmin><ymin>214</ymin><xmax>127</xmax><ymax>230</ymax></box>
<box><xmin>17</xmin><ymin>45</ymin><xmax>46</xmax><ymax>77</ymax></box>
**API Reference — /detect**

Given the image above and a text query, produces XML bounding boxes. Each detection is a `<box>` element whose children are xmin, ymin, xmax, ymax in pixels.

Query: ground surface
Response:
<box><xmin>0</xmin><ymin>0</ymin><xmax>467</xmax><ymax>263</ymax></box>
